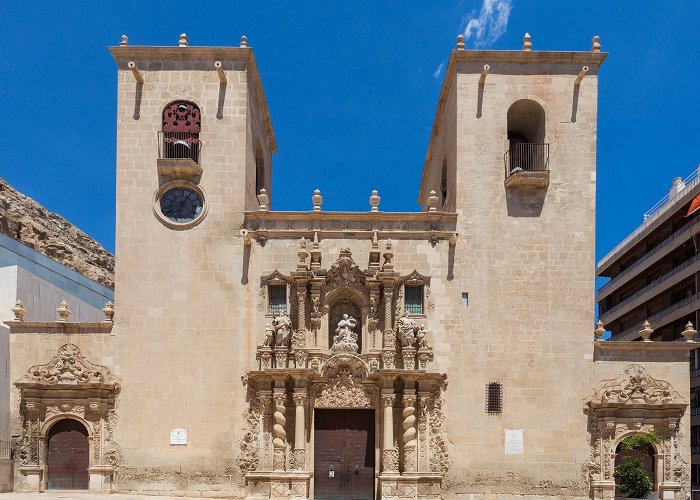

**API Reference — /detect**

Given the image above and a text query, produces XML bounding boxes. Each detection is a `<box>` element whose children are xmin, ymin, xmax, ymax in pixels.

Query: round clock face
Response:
<box><xmin>159</xmin><ymin>187</ymin><xmax>204</xmax><ymax>223</ymax></box>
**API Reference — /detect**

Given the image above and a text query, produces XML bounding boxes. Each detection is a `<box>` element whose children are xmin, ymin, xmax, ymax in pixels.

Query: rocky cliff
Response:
<box><xmin>0</xmin><ymin>177</ymin><xmax>114</xmax><ymax>289</ymax></box>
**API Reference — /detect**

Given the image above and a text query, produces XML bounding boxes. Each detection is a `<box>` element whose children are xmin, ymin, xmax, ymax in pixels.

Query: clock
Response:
<box><xmin>160</xmin><ymin>187</ymin><xmax>203</xmax><ymax>223</ymax></box>
<box><xmin>153</xmin><ymin>181</ymin><xmax>208</xmax><ymax>229</ymax></box>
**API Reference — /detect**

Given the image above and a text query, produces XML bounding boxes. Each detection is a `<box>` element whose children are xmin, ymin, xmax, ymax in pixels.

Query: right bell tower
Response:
<box><xmin>418</xmin><ymin>34</ymin><xmax>607</xmax><ymax>485</ymax></box>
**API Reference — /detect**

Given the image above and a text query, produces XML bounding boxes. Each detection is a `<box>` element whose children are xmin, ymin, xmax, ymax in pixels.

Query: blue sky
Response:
<box><xmin>2</xmin><ymin>0</ymin><xmax>699</xmax><ymax>273</ymax></box>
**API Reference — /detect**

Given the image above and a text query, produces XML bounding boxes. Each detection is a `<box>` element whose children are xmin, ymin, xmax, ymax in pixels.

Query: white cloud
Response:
<box><xmin>433</xmin><ymin>62</ymin><xmax>446</xmax><ymax>79</ymax></box>
<box><xmin>462</xmin><ymin>0</ymin><xmax>512</xmax><ymax>48</ymax></box>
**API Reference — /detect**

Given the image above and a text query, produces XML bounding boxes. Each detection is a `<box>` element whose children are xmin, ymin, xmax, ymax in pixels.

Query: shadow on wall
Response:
<box><xmin>506</xmin><ymin>188</ymin><xmax>546</xmax><ymax>217</ymax></box>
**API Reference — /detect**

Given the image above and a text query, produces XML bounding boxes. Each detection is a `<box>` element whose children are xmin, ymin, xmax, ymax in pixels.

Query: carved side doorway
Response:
<box><xmin>314</xmin><ymin>409</ymin><xmax>375</xmax><ymax>500</ymax></box>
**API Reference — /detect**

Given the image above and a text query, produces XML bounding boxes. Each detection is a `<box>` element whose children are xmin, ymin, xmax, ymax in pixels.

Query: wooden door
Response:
<box><xmin>47</xmin><ymin>419</ymin><xmax>89</xmax><ymax>490</ymax></box>
<box><xmin>315</xmin><ymin>409</ymin><xmax>375</xmax><ymax>500</ymax></box>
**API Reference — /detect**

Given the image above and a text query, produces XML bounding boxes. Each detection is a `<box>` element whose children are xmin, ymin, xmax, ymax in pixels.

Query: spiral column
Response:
<box><xmin>402</xmin><ymin>392</ymin><xmax>418</xmax><ymax>472</ymax></box>
<box><xmin>272</xmin><ymin>390</ymin><xmax>287</xmax><ymax>470</ymax></box>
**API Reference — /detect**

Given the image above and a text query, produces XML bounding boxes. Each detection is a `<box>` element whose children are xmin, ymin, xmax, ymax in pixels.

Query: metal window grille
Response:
<box><xmin>404</xmin><ymin>286</ymin><xmax>423</xmax><ymax>314</ymax></box>
<box><xmin>485</xmin><ymin>382</ymin><xmax>503</xmax><ymax>414</ymax></box>
<box><xmin>268</xmin><ymin>285</ymin><xmax>287</xmax><ymax>315</ymax></box>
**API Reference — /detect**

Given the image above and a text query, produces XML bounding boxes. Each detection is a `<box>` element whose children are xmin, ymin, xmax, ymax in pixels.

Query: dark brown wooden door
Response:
<box><xmin>314</xmin><ymin>409</ymin><xmax>375</xmax><ymax>500</ymax></box>
<box><xmin>47</xmin><ymin>419</ymin><xmax>89</xmax><ymax>490</ymax></box>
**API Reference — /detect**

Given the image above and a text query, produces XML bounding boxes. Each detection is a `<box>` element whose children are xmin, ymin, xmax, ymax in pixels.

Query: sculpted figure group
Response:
<box><xmin>397</xmin><ymin>312</ymin><xmax>429</xmax><ymax>349</ymax></box>
<box><xmin>263</xmin><ymin>313</ymin><xmax>293</xmax><ymax>349</ymax></box>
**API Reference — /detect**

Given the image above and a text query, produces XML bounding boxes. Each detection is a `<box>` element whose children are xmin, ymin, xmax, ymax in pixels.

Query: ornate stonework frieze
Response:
<box><xmin>584</xmin><ymin>364</ymin><xmax>684</xmax><ymax>409</ymax></box>
<box><xmin>17</xmin><ymin>344</ymin><xmax>120</xmax><ymax>389</ymax></box>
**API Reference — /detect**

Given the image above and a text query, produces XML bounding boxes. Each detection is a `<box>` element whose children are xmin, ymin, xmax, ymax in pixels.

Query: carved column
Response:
<box><xmin>402</xmin><ymin>391</ymin><xmax>418</xmax><ymax>472</ymax></box>
<box><xmin>382</xmin><ymin>283</ymin><xmax>396</xmax><ymax>369</ymax></box>
<box><xmin>259</xmin><ymin>391</ymin><xmax>273</xmax><ymax>470</ymax></box>
<box><xmin>417</xmin><ymin>392</ymin><xmax>430</xmax><ymax>472</ymax></box>
<box><xmin>296</xmin><ymin>286</ymin><xmax>307</xmax><ymax>338</ymax></box>
<box><xmin>272</xmin><ymin>389</ymin><xmax>287</xmax><ymax>471</ymax></box>
<box><xmin>381</xmin><ymin>391</ymin><xmax>398</xmax><ymax>473</ymax></box>
<box><xmin>293</xmin><ymin>390</ymin><xmax>308</xmax><ymax>470</ymax></box>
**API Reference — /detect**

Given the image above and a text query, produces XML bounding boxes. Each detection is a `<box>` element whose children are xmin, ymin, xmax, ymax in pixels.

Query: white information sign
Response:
<box><xmin>170</xmin><ymin>428</ymin><xmax>188</xmax><ymax>445</ymax></box>
<box><xmin>504</xmin><ymin>429</ymin><xmax>523</xmax><ymax>455</ymax></box>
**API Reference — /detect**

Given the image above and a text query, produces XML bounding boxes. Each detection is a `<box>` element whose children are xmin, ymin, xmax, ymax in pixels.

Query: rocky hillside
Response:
<box><xmin>0</xmin><ymin>177</ymin><xmax>114</xmax><ymax>289</ymax></box>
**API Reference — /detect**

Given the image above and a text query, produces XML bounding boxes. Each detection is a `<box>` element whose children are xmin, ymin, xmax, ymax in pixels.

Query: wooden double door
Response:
<box><xmin>47</xmin><ymin>419</ymin><xmax>89</xmax><ymax>490</ymax></box>
<box><xmin>314</xmin><ymin>409</ymin><xmax>375</xmax><ymax>500</ymax></box>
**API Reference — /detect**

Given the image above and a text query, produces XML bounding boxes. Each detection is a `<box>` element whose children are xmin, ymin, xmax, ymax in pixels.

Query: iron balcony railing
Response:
<box><xmin>503</xmin><ymin>143</ymin><xmax>549</xmax><ymax>178</ymax></box>
<box><xmin>599</xmin><ymin>253</ymin><xmax>700</xmax><ymax>322</ymax></box>
<box><xmin>614</xmin><ymin>292</ymin><xmax>700</xmax><ymax>340</ymax></box>
<box><xmin>598</xmin><ymin>219</ymin><xmax>700</xmax><ymax>297</ymax></box>
<box><xmin>157</xmin><ymin>131</ymin><xmax>202</xmax><ymax>163</ymax></box>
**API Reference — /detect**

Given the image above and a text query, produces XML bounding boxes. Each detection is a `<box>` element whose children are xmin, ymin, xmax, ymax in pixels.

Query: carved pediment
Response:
<box><xmin>401</xmin><ymin>270</ymin><xmax>431</xmax><ymax>286</ymax></box>
<box><xmin>313</xmin><ymin>354</ymin><xmax>377</xmax><ymax>408</ymax></box>
<box><xmin>260</xmin><ymin>270</ymin><xmax>293</xmax><ymax>287</ymax></box>
<box><xmin>324</xmin><ymin>249</ymin><xmax>365</xmax><ymax>292</ymax></box>
<box><xmin>16</xmin><ymin>344</ymin><xmax>119</xmax><ymax>391</ymax></box>
<box><xmin>585</xmin><ymin>364</ymin><xmax>685</xmax><ymax>412</ymax></box>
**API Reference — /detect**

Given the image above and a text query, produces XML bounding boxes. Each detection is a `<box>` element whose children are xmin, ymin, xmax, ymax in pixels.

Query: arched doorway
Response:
<box><xmin>47</xmin><ymin>419</ymin><xmax>89</xmax><ymax>490</ymax></box>
<box><xmin>614</xmin><ymin>440</ymin><xmax>656</xmax><ymax>498</ymax></box>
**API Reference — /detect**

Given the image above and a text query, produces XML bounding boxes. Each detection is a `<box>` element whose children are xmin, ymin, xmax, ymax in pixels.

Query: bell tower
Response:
<box><xmin>108</xmin><ymin>34</ymin><xmax>276</xmax><ymax>467</ymax></box>
<box><xmin>417</xmin><ymin>34</ymin><xmax>608</xmax><ymax>482</ymax></box>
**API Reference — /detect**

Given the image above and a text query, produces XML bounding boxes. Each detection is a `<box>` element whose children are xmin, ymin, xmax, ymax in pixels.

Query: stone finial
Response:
<box><xmin>639</xmin><ymin>320</ymin><xmax>654</xmax><ymax>342</ymax></box>
<box><xmin>120</xmin><ymin>35</ymin><xmax>129</xmax><ymax>47</ymax></box>
<box><xmin>11</xmin><ymin>299</ymin><xmax>26</xmax><ymax>321</ymax></box>
<box><xmin>56</xmin><ymin>300</ymin><xmax>72</xmax><ymax>322</ymax></box>
<box><xmin>297</xmin><ymin>237</ymin><xmax>309</xmax><ymax>270</ymax></box>
<box><xmin>240</xmin><ymin>35</ymin><xmax>248</xmax><ymax>48</ymax></box>
<box><xmin>682</xmin><ymin>322</ymin><xmax>697</xmax><ymax>343</ymax></box>
<box><xmin>102</xmin><ymin>301</ymin><xmax>115</xmax><ymax>324</ymax></box>
<box><xmin>456</xmin><ymin>34</ymin><xmax>465</xmax><ymax>50</ymax></box>
<box><xmin>179</xmin><ymin>33</ymin><xmax>189</xmax><ymax>47</ymax></box>
<box><xmin>591</xmin><ymin>35</ymin><xmax>601</xmax><ymax>53</ymax></box>
<box><xmin>310</xmin><ymin>232</ymin><xmax>322</xmax><ymax>270</ymax></box>
<box><xmin>312</xmin><ymin>189</ymin><xmax>323</xmax><ymax>212</ymax></box>
<box><xmin>594</xmin><ymin>320</ymin><xmax>605</xmax><ymax>341</ymax></box>
<box><xmin>382</xmin><ymin>240</ymin><xmax>394</xmax><ymax>271</ymax></box>
<box><xmin>522</xmin><ymin>33</ymin><xmax>532</xmax><ymax>51</ymax></box>
<box><xmin>257</xmin><ymin>189</ymin><xmax>269</xmax><ymax>212</ymax></box>
<box><xmin>369</xmin><ymin>190</ymin><xmax>380</xmax><ymax>212</ymax></box>
<box><xmin>427</xmin><ymin>190</ymin><xmax>439</xmax><ymax>213</ymax></box>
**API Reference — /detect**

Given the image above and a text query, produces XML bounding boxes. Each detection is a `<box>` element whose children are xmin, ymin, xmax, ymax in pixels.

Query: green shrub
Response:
<box><xmin>620</xmin><ymin>431</ymin><xmax>661</xmax><ymax>451</ymax></box>
<box><xmin>614</xmin><ymin>456</ymin><xmax>653</xmax><ymax>498</ymax></box>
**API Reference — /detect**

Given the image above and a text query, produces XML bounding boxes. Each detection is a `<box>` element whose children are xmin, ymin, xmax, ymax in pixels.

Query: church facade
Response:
<box><xmin>3</xmin><ymin>33</ymin><xmax>696</xmax><ymax>499</ymax></box>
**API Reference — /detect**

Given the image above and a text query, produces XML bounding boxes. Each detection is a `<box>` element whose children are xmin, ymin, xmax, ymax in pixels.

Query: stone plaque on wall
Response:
<box><xmin>170</xmin><ymin>428</ymin><xmax>188</xmax><ymax>445</ymax></box>
<box><xmin>504</xmin><ymin>429</ymin><xmax>523</xmax><ymax>455</ymax></box>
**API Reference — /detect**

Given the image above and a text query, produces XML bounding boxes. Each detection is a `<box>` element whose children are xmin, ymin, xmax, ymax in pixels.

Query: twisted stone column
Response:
<box><xmin>272</xmin><ymin>390</ymin><xmax>287</xmax><ymax>470</ymax></box>
<box><xmin>402</xmin><ymin>393</ymin><xmax>418</xmax><ymax>472</ymax></box>
<box><xmin>381</xmin><ymin>391</ymin><xmax>398</xmax><ymax>472</ymax></box>
<box><xmin>293</xmin><ymin>391</ymin><xmax>308</xmax><ymax>470</ymax></box>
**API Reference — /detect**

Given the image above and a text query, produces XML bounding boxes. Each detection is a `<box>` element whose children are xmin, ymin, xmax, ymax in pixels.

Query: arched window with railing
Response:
<box><xmin>160</xmin><ymin>101</ymin><xmax>202</xmax><ymax>163</ymax></box>
<box><xmin>504</xmin><ymin>99</ymin><xmax>548</xmax><ymax>181</ymax></box>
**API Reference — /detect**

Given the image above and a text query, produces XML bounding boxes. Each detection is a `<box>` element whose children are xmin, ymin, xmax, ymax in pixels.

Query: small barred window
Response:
<box><xmin>268</xmin><ymin>285</ymin><xmax>287</xmax><ymax>315</ymax></box>
<box><xmin>404</xmin><ymin>285</ymin><xmax>423</xmax><ymax>314</ymax></box>
<box><xmin>485</xmin><ymin>382</ymin><xmax>503</xmax><ymax>414</ymax></box>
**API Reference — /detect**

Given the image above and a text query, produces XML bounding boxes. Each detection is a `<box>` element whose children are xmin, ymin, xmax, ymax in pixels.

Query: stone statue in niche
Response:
<box><xmin>397</xmin><ymin>312</ymin><xmax>420</xmax><ymax>348</ymax></box>
<box><xmin>332</xmin><ymin>314</ymin><xmax>359</xmax><ymax>353</ymax></box>
<box><xmin>272</xmin><ymin>314</ymin><xmax>292</xmax><ymax>348</ymax></box>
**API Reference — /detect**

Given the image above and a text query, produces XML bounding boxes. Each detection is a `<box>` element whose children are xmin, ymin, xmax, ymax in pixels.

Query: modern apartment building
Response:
<box><xmin>597</xmin><ymin>165</ymin><xmax>700</xmax><ymax>491</ymax></box>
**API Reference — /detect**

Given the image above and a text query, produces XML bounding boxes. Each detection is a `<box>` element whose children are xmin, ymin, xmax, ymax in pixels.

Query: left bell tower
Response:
<box><xmin>108</xmin><ymin>34</ymin><xmax>276</xmax><ymax>469</ymax></box>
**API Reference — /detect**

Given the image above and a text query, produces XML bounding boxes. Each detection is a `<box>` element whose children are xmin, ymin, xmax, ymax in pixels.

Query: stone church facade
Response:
<box><xmin>2</xmin><ymin>33</ymin><xmax>696</xmax><ymax>499</ymax></box>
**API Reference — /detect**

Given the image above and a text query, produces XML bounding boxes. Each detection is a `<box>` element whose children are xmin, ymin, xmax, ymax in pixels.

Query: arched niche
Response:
<box><xmin>328</xmin><ymin>298</ymin><xmax>363</xmax><ymax>352</ymax></box>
